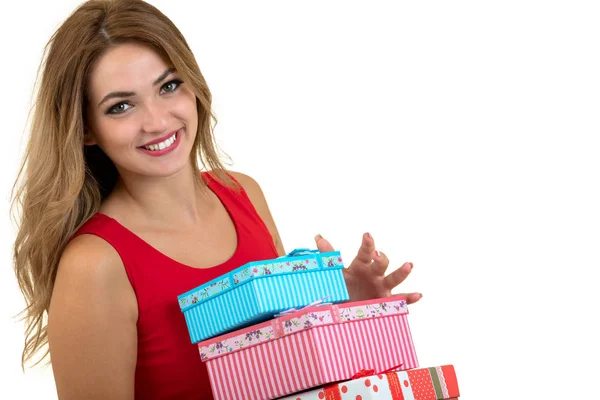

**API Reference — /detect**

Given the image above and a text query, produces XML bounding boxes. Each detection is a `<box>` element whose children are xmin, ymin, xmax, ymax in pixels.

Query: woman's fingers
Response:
<box><xmin>383</xmin><ymin>262</ymin><xmax>413</xmax><ymax>290</ymax></box>
<box><xmin>315</xmin><ymin>234</ymin><xmax>335</xmax><ymax>252</ymax></box>
<box><xmin>354</xmin><ymin>232</ymin><xmax>375</xmax><ymax>265</ymax></box>
<box><xmin>395</xmin><ymin>292</ymin><xmax>423</xmax><ymax>304</ymax></box>
<box><xmin>371</xmin><ymin>250</ymin><xmax>390</xmax><ymax>276</ymax></box>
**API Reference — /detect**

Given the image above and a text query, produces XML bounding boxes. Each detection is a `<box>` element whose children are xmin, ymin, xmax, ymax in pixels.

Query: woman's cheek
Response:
<box><xmin>100</xmin><ymin>117</ymin><xmax>141</xmax><ymax>151</ymax></box>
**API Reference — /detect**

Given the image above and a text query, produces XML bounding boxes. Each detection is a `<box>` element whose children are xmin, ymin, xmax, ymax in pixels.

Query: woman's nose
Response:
<box><xmin>141</xmin><ymin>100</ymin><xmax>168</xmax><ymax>134</ymax></box>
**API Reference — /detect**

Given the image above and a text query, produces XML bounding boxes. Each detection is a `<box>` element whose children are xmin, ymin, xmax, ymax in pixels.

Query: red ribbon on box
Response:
<box><xmin>321</xmin><ymin>364</ymin><xmax>405</xmax><ymax>400</ymax></box>
<box><xmin>350</xmin><ymin>363</ymin><xmax>403</xmax><ymax>379</ymax></box>
<box><xmin>386</xmin><ymin>372</ymin><xmax>405</xmax><ymax>400</ymax></box>
<box><xmin>351</xmin><ymin>369</ymin><xmax>375</xmax><ymax>379</ymax></box>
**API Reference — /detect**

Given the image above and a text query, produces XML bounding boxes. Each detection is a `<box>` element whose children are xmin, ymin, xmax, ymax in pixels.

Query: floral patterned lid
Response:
<box><xmin>177</xmin><ymin>249</ymin><xmax>344</xmax><ymax>312</ymax></box>
<box><xmin>197</xmin><ymin>295</ymin><xmax>409</xmax><ymax>361</ymax></box>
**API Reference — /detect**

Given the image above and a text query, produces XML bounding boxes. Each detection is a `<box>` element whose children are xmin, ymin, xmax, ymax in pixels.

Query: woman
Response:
<box><xmin>12</xmin><ymin>0</ymin><xmax>421</xmax><ymax>398</ymax></box>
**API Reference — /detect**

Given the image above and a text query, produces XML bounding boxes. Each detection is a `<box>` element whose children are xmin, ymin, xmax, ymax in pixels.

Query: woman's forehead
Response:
<box><xmin>88</xmin><ymin>43</ymin><xmax>171</xmax><ymax>100</ymax></box>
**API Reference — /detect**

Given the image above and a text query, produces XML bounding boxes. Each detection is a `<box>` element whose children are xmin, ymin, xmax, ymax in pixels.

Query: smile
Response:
<box><xmin>142</xmin><ymin>131</ymin><xmax>178</xmax><ymax>151</ymax></box>
<box><xmin>138</xmin><ymin>128</ymin><xmax>183</xmax><ymax>157</ymax></box>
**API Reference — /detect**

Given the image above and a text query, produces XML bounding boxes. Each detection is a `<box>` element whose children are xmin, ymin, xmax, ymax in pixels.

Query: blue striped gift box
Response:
<box><xmin>177</xmin><ymin>249</ymin><xmax>349</xmax><ymax>343</ymax></box>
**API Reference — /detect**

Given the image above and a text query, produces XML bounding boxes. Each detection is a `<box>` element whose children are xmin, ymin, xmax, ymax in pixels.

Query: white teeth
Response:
<box><xmin>143</xmin><ymin>132</ymin><xmax>178</xmax><ymax>151</ymax></box>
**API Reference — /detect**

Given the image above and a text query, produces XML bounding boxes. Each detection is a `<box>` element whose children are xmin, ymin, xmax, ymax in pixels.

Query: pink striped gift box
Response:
<box><xmin>197</xmin><ymin>295</ymin><xmax>419</xmax><ymax>400</ymax></box>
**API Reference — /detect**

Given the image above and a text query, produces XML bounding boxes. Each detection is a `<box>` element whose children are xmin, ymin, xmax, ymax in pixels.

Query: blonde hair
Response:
<box><xmin>12</xmin><ymin>0</ymin><xmax>232</xmax><ymax>367</ymax></box>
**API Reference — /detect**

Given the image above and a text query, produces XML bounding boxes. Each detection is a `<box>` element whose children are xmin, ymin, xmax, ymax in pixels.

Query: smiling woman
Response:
<box><xmin>11</xmin><ymin>0</ymin><xmax>419</xmax><ymax>399</ymax></box>
<box><xmin>12</xmin><ymin>1</ymin><xmax>252</xmax><ymax>398</ymax></box>
<box><xmin>84</xmin><ymin>43</ymin><xmax>198</xmax><ymax>179</ymax></box>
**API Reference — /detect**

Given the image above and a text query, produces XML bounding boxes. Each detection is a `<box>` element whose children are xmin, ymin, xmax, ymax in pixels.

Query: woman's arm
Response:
<box><xmin>48</xmin><ymin>235</ymin><xmax>138</xmax><ymax>400</ymax></box>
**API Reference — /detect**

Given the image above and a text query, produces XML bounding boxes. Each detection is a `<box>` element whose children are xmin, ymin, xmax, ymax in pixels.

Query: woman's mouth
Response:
<box><xmin>138</xmin><ymin>128</ymin><xmax>182</xmax><ymax>156</ymax></box>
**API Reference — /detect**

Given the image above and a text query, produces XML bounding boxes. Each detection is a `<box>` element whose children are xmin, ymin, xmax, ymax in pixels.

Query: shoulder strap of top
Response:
<box><xmin>202</xmin><ymin>171</ymin><xmax>277</xmax><ymax>255</ymax></box>
<box><xmin>72</xmin><ymin>213</ymin><xmax>143</xmax><ymax>288</ymax></box>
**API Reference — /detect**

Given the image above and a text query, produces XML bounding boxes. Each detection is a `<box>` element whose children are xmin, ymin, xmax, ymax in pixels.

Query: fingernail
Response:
<box><xmin>367</xmin><ymin>232</ymin><xmax>372</xmax><ymax>239</ymax></box>
<box><xmin>314</xmin><ymin>234</ymin><xmax>323</xmax><ymax>242</ymax></box>
<box><xmin>374</xmin><ymin>250</ymin><xmax>381</xmax><ymax>259</ymax></box>
<box><xmin>407</xmin><ymin>262</ymin><xmax>413</xmax><ymax>270</ymax></box>
<box><xmin>419</xmin><ymin>293</ymin><xmax>423</xmax><ymax>299</ymax></box>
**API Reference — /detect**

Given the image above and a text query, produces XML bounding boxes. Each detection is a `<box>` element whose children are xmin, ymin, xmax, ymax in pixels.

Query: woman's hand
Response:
<box><xmin>315</xmin><ymin>233</ymin><xmax>422</xmax><ymax>304</ymax></box>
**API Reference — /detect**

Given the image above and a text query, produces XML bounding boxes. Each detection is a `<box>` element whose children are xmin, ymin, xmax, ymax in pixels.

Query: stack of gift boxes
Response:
<box><xmin>177</xmin><ymin>249</ymin><xmax>460</xmax><ymax>400</ymax></box>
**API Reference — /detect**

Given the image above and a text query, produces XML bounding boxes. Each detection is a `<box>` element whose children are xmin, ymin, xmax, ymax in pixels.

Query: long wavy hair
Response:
<box><xmin>12</xmin><ymin>0</ymin><xmax>232</xmax><ymax>367</ymax></box>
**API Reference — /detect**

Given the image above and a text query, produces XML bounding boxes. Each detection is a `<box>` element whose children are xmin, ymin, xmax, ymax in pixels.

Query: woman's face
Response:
<box><xmin>86</xmin><ymin>42</ymin><xmax>198</xmax><ymax>180</ymax></box>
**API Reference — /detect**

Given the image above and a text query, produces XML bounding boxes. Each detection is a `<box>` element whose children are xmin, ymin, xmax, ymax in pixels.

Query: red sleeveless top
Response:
<box><xmin>74</xmin><ymin>173</ymin><xmax>279</xmax><ymax>399</ymax></box>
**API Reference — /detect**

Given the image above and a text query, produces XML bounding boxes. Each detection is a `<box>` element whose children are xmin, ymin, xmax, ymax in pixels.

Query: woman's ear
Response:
<box><xmin>83</xmin><ymin>103</ymin><xmax>97</xmax><ymax>146</ymax></box>
<box><xmin>83</xmin><ymin>134</ymin><xmax>97</xmax><ymax>146</ymax></box>
<box><xmin>83</xmin><ymin>126</ymin><xmax>97</xmax><ymax>146</ymax></box>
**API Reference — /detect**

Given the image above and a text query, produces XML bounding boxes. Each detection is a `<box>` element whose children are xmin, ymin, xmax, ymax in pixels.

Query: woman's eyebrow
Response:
<box><xmin>97</xmin><ymin>68</ymin><xmax>177</xmax><ymax>108</ymax></box>
<box><xmin>152</xmin><ymin>67</ymin><xmax>177</xmax><ymax>86</ymax></box>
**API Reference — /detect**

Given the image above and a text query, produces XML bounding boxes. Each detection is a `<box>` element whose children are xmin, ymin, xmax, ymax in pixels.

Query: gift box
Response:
<box><xmin>198</xmin><ymin>295</ymin><xmax>418</xmax><ymax>400</ymax></box>
<box><xmin>178</xmin><ymin>249</ymin><xmax>349</xmax><ymax>343</ymax></box>
<box><xmin>405</xmin><ymin>365</ymin><xmax>460</xmax><ymax>400</ymax></box>
<box><xmin>279</xmin><ymin>365</ymin><xmax>460</xmax><ymax>400</ymax></box>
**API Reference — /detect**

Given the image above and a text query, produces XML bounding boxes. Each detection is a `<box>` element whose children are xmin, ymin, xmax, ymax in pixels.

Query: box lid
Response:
<box><xmin>278</xmin><ymin>364</ymin><xmax>459</xmax><ymax>400</ymax></box>
<box><xmin>177</xmin><ymin>249</ymin><xmax>344</xmax><ymax>312</ymax></box>
<box><xmin>198</xmin><ymin>295</ymin><xmax>409</xmax><ymax>361</ymax></box>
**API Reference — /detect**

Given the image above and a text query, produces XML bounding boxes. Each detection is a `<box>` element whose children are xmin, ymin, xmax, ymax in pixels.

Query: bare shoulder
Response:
<box><xmin>227</xmin><ymin>170</ymin><xmax>286</xmax><ymax>255</ymax></box>
<box><xmin>53</xmin><ymin>233</ymin><xmax>137</xmax><ymax>321</ymax></box>
<box><xmin>228</xmin><ymin>171</ymin><xmax>263</xmax><ymax>196</ymax></box>
<box><xmin>62</xmin><ymin>233</ymin><xmax>119</xmax><ymax>261</ymax></box>
<box><xmin>49</xmin><ymin>234</ymin><xmax>137</xmax><ymax>399</ymax></box>
<box><xmin>227</xmin><ymin>170</ymin><xmax>270</xmax><ymax>214</ymax></box>
<box><xmin>57</xmin><ymin>234</ymin><xmax>129</xmax><ymax>290</ymax></box>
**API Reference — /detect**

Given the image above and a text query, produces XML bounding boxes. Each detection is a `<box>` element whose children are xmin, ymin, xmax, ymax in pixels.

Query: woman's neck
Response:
<box><xmin>105</xmin><ymin>163</ymin><xmax>214</xmax><ymax>228</ymax></box>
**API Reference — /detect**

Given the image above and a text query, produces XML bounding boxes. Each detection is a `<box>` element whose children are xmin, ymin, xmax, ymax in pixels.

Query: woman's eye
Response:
<box><xmin>161</xmin><ymin>79</ymin><xmax>183</xmax><ymax>94</ymax></box>
<box><xmin>107</xmin><ymin>102</ymin><xmax>132</xmax><ymax>115</ymax></box>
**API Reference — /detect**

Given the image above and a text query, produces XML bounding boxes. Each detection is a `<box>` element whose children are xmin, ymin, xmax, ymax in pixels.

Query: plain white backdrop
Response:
<box><xmin>1</xmin><ymin>0</ymin><xmax>599</xmax><ymax>398</ymax></box>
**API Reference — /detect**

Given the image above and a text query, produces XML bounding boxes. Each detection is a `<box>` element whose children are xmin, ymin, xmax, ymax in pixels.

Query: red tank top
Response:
<box><xmin>73</xmin><ymin>172</ymin><xmax>279</xmax><ymax>399</ymax></box>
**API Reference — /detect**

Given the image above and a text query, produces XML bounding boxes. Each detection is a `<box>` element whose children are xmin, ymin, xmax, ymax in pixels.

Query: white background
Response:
<box><xmin>1</xmin><ymin>1</ymin><xmax>599</xmax><ymax>398</ymax></box>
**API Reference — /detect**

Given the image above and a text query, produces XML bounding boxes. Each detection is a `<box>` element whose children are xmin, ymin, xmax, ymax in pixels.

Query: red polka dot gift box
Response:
<box><xmin>279</xmin><ymin>364</ymin><xmax>460</xmax><ymax>400</ymax></box>
<box><xmin>197</xmin><ymin>295</ymin><xmax>418</xmax><ymax>400</ymax></box>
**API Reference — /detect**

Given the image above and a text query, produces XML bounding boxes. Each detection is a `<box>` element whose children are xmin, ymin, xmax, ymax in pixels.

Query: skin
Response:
<box><xmin>47</xmin><ymin>42</ymin><xmax>420</xmax><ymax>400</ymax></box>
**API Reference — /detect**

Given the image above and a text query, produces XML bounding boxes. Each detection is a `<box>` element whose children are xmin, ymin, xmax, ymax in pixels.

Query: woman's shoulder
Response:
<box><xmin>202</xmin><ymin>169</ymin><xmax>262</xmax><ymax>197</ymax></box>
<box><xmin>217</xmin><ymin>170</ymin><xmax>285</xmax><ymax>255</ymax></box>
<box><xmin>60</xmin><ymin>233</ymin><xmax>125</xmax><ymax>282</ymax></box>
<box><xmin>49</xmin><ymin>234</ymin><xmax>137</xmax><ymax>399</ymax></box>
<box><xmin>227</xmin><ymin>170</ymin><xmax>262</xmax><ymax>192</ymax></box>
<box><xmin>207</xmin><ymin>170</ymin><xmax>267</xmax><ymax>205</ymax></box>
<box><xmin>55</xmin><ymin>232</ymin><xmax>137</xmax><ymax>318</ymax></box>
